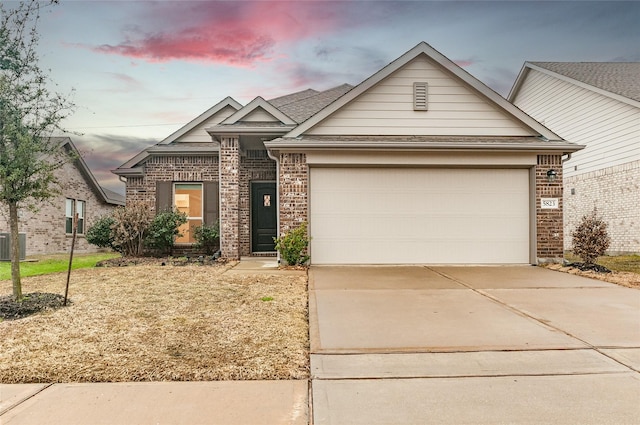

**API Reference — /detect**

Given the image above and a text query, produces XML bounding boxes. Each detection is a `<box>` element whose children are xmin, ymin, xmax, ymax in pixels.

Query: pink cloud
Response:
<box><xmin>454</xmin><ymin>59</ymin><xmax>476</xmax><ymax>68</ymax></box>
<box><xmin>90</xmin><ymin>1</ymin><xmax>348</xmax><ymax>66</ymax></box>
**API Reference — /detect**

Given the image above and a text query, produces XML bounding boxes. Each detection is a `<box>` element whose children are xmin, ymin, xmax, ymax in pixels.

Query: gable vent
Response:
<box><xmin>413</xmin><ymin>82</ymin><xmax>428</xmax><ymax>111</ymax></box>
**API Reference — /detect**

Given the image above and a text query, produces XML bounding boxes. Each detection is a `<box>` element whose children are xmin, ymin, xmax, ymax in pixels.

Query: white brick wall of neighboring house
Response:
<box><xmin>564</xmin><ymin>159</ymin><xmax>640</xmax><ymax>254</ymax></box>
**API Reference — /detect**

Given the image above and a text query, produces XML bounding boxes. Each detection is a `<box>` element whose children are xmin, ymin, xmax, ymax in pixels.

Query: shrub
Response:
<box><xmin>572</xmin><ymin>208</ymin><xmax>610</xmax><ymax>265</ymax></box>
<box><xmin>274</xmin><ymin>222</ymin><xmax>310</xmax><ymax>265</ymax></box>
<box><xmin>86</xmin><ymin>216</ymin><xmax>119</xmax><ymax>252</ymax></box>
<box><xmin>111</xmin><ymin>202</ymin><xmax>152</xmax><ymax>257</ymax></box>
<box><xmin>145</xmin><ymin>209</ymin><xmax>188</xmax><ymax>255</ymax></box>
<box><xmin>194</xmin><ymin>222</ymin><xmax>220</xmax><ymax>255</ymax></box>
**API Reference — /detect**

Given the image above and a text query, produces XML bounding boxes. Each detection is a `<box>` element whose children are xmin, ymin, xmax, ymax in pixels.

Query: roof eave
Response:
<box><xmin>264</xmin><ymin>139</ymin><xmax>584</xmax><ymax>154</ymax></box>
<box><xmin>112</xmin><ymin>167</ymin><xmax>144</xmax><ymax>177</ymax></box>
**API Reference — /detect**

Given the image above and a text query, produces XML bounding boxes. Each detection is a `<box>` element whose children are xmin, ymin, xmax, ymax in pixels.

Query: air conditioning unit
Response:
<box><xmin>0</xmin><ymin>233</ymin><xmax>26</xmax><ymax>261</ymax></box>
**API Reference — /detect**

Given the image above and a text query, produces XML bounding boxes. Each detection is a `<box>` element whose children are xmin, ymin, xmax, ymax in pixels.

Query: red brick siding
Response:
<box><xmin>536</xmin><ymin>154</ymin><xmax>564</xmax><ymax>261</ymax></box>
<box><xmin>279</xmin><ymin>153</ymin><xmax>308</xmax><ymax>234</ymax></box>
<box><xmin>125</xmin><ymin>155</ymin><xmax>219</xmax><ymax>213</ymax></box>
<box><xmin>219</xmin><ymin>137</ymin><xmax>240</xmax><ymax>259</ymax></box>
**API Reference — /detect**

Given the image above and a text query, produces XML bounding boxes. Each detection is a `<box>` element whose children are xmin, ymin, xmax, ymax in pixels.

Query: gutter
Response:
<box><xmin>265</xmin><ymin>146</ymin><xmax>281</xmax><ymax>265</ymax></box>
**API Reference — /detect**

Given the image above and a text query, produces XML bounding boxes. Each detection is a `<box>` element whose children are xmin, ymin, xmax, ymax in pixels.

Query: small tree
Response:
<box><xmin>86</xmin><ymin>215</ymin><xmax>119</xmax><ymax>252</ymax></box>
<box><xmin>111</xmin><ymin>202</ymin><xmax>152</xmax><ymax>257</ymax></box>
<box><xmin>145</xmin><ymin>209</ymin><xmax>187</xmax><ymax>255</ymax></box>
<box><xmin>274</xmin><ymin>222</ymin><xmax>310</xmax><ymax>266</ymax></box>
<box><xmin>0</xmin><ymin>1</ymin><xmax>75</xmax><ymax>300</ymax></box>
<box><xmin>572</xmin><ymin>208</ymin><xmax>610</xmax><ymax>265</ymax></box>
<box><xmin>194</xmin><ymin>222</ymin><xmax>220</xmax><ymax>255</ymax></box>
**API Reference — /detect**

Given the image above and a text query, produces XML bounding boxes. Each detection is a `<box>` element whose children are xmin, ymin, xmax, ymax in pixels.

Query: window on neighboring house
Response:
<box><xmin>66</xmin><ymin>198</ymin><xmax>86</xmax><ymax>234</ymax></box>
<box><xmin>174</xmin><ymin>183</ymin><xmax>202</xmax><ymax>244</ymax></box>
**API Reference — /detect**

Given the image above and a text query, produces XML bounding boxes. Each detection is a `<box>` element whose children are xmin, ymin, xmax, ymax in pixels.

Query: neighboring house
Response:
<box><xmin>509</xmin><ymin>62</ymin><xmax>640</xmax><ymax>254</ymax></box>
<box><xmin>114</xmin><ymin>42</ymin><xmax>582</xmax><ymax>265</ymax></box>
<box><xmin>0</xmin><ymin>137</ymin><xmax>125</xmax><ymax>257</ymax></box>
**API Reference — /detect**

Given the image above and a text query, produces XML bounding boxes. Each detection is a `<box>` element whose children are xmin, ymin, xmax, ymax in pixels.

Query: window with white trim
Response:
<box><xmin>65</xmin><ymin>199</ymin><xmax>86</xmax><ymax>234</ymax></box>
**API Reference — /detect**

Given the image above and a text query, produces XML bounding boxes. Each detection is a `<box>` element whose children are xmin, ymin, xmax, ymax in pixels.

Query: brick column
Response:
<box><xmin>536</xmin><ymin>154</ymin><xmax>564</xmax><ymax>262</ymax></box>
<box><xmin>219</xmin><ymin>136</ymin><xmax>240</xmax><ymax>259</ymax></box>
<box><xmin>279</xmin><ymin>153</ymin><xmax>308</xmax><ymax>234</ymax></box>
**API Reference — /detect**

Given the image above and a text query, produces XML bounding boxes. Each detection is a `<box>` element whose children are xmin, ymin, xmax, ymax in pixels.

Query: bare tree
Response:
<box><xmin>0</xmin><ymin>0</ymin><xmax>75</xmax><ymax>300</ymax></box>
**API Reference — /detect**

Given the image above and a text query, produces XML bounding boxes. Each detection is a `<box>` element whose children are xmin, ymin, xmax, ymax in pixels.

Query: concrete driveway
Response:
<box><xmin>309</xmin><ymin>266</ymin><xmax>640</xmax><ymax>424</ymax></box>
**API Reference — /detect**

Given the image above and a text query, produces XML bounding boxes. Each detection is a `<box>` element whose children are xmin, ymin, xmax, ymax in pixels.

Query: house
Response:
<box><xmin>0</xmin><ymin>137</ymin><xmax>125</xmax><ymax>257</ymax></box>
<box><xmin>114</xmin><ymin>42</ymin><xmax>582</xmax><ymax>265</ymax></box>
<box><xmin>509</xmin><ymin>62</ymin><xmax>640</xmax><ymax>254</ymax></box>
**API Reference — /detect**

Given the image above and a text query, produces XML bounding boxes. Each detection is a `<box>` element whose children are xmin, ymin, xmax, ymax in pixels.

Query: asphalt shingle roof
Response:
<box><xmin>530</xmin><ymin>62</ymin><xmax>640</xmax><ymax>103</ymax></box>
<box><xmin>269</xmin><ymin>84</ymin><xmax>353</xmax><ymax>123</ymax></box>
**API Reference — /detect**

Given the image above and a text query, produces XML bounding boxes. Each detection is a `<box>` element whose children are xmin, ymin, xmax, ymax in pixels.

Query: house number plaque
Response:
<box><xmin>541</xmin><ymin>198</ymin><xmax>559</xmax><ymax>209</ymax></box>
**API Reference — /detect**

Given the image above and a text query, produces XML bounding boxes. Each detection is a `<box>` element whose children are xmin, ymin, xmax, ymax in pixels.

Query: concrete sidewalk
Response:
<box><xmin>1</xmin><ymin>381</ymin><xmax>308</xmax><ymax>425</ymax></box>
<box><xmin>309</xmin><ymin>265</ymin><xmax>640</xmax><ymax>424</ymax></box>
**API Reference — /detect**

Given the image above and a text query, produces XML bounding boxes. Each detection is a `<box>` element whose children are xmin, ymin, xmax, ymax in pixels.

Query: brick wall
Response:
<box><xmin>536</xmin><ymin>155</ymin><xmax>564</xmax><ymax>262</ymax></box>
<box><xmin>564</xmin><ymin>159</ymin><xmax>639</xmax><ymax>254</ymax></box>
<box><xmin>125</xmin><ymin>155</ymin><xmax>219</xmax><ymax>212</ymax></box>
<box><xmin>219</xmin><ymin>137</ymin><xmax>240</xmax><ymax>259</ymax></box>
<box><xmin>238</xmin><ymin>152</ymin><xmax>276</xmax><ymax>256</ymax></box>
<box><xmin>278</xmin><ymin>153</ymin><xmax>308</xmax><ymax>234</ymax></box>
<box><xmin>0</xmin><ymin>162</ymin><xmax>119</xmax><ymax>255</ymax></box>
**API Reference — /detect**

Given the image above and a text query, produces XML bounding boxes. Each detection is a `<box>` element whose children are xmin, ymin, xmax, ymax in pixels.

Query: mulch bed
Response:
<box><xmin>566</xmin><ymin>262</ymin><xmax>612</xmax><ymax>273</ymax></box>
<box><xmin>0</xmin><ymin>292</ymin><xmax>67</xmax><ymax>321</ymax></box>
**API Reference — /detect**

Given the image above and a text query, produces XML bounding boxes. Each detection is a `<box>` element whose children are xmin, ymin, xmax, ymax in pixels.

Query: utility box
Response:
<box><xmin>0</xmin><ymin>233</ymin><xmax>26</xmax><ymax>261</ymax></box>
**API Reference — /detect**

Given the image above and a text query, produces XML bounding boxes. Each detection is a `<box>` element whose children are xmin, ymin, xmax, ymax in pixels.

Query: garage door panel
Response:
<box><xmin>310</xmin><ymin>168</ymin><xmax>530</xmax><ymax>264</ymax></box>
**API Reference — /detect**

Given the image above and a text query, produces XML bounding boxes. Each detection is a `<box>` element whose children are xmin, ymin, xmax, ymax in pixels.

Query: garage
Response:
<box><xmin>309</xmin><ymin>167</ymin><xmax>531</xmax><ymax>264</ymax></box>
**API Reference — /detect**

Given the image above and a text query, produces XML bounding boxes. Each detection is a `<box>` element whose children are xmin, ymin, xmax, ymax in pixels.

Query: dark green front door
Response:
<box><xmin>251</xmin><ymin>182</ymin><xmax>277</xmax><ymax>252</ymax></box>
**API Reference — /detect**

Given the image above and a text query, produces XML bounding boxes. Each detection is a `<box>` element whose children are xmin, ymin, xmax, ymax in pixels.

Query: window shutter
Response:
<box><xmin>156</xmin><ymin>181</ymin><xmax>172</xmax><ymax>214</ymax></box>
<box><xmin>203</xmin><ymin>181</ymin><xmax>219</xmax><ymax>225</ymax></box>
<box><xmin>413</xmin><ymin>82</ymin><xmax>428</xmax><ymax>111</ymax></box>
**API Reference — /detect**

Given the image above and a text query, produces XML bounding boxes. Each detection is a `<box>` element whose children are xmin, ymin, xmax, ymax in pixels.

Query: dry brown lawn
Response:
<box><xmin>0</xmin><ymin>262</ymin><xmax>309</xmax><ymax>383</ymax></box>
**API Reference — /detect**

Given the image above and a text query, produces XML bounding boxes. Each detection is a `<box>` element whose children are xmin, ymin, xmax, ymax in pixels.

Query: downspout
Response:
<box><xmin>266</xmin><ymin>147</ymin><xmax>281</xmax><ymax>265</ymax></box>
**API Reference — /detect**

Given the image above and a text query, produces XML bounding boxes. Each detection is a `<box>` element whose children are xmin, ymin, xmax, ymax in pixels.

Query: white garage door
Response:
<box><xmin>309</xmin><ymin>168</ymin><xmax>530</xmax><ymax>264</ymax></box>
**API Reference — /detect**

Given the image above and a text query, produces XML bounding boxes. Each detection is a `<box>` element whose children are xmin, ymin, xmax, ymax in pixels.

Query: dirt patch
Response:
<box><xmin>545</xmin><ymin>263</ymin><xmax>640</xmax><ymax>289</ymax></box>
<box><xmin>0</xmin><ymin>262</ymin><xmax>308</xmax><ymax>383</ymax></box>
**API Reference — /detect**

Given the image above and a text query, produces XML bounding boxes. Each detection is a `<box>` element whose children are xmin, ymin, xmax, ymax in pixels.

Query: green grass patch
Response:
<box><xmin>565</xmin><ymin>253</ymin><xmax>640</xmax><ymax>274</ymax></box>
<box><xmin>0</xmin><ymin>252</ymin><xmax>120</xmax><ymax>281</ymax></box>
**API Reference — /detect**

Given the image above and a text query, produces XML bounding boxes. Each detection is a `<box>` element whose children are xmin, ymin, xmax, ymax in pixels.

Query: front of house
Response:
<box><xmin>114</xmin><ymin>42</ymin><xmax>582</xmax><ymax>265</ymax></box>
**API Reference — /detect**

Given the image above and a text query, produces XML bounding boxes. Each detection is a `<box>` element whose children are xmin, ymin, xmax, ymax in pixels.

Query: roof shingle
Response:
<box><xmin>530</xmin><ymin>62</ymin><xmax>640</xmax><ymax>102</ymax></box>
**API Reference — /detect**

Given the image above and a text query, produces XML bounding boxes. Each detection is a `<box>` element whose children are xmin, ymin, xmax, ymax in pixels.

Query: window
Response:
<box><xmin>174</xmin><ymin>183</ymin><xmax>202</xmax><ymax>244</ymax></box>
<box><xmin>65</xmin><ymin>199</ymin><xmax>86</xmax><ymax>234</ymax></box>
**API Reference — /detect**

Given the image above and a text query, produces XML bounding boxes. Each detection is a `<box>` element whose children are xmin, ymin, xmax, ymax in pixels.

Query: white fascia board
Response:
<box><xmin>286</xmin><ymin>42</ymin><xmax>562</xmax><ymax>141</ymax></box>
<box><xmin>111</xmin><ymin>167</ymin><xmax>144</xmax><ymax>177</ymax></box>
<box><xmin>264</xmin><ymin>139</ymin><xmax>584</xmax><ymax>154</ymax></box>
<box><xmin>221</xmin><ymin>96</ymin><xmax>297</xmax><ymax>125</ymax></box>
<box><xmin>158</xmin><ymin>96</ymin><xmax>242</xmax><ymax>145</ymax></box>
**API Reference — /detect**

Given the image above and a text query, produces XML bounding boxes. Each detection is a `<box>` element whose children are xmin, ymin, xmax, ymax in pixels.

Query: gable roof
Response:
<box><xmin>271</xmin><ymin>84</ymin><xmax>353</xmax><ymax>123</ymax></box>
<box><xmin>114</xmin><ymin>96</ymin><xmax>241</xmax><ymax>173</ymax></box>
<box><xmin>53</xmin><ymin>137</ymin><xmax>125</xmax><ymax>206</ymax></box>
<box><xmin>221</xmin><ymin>96</ymin><xmax>297</xmax><ymax>125</ymax></box>
<box><xmin>509</xmin><ymin>62</ymin><xmax>640</xmax><ymax>107</ymax></box>
<box><xmin>286</xmin><ymin>42</ymin><xmax>561</xmax><ymax>140</ymax></box>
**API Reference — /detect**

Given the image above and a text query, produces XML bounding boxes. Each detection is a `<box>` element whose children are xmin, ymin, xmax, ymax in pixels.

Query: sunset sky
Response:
<box><xmin>19</xmin><ymin>0</ymin><xmax>640</xmax><ymax>193</ymax></box>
